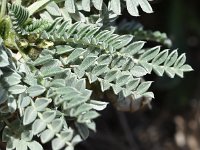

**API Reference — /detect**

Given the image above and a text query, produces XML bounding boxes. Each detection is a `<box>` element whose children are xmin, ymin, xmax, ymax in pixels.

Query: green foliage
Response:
<box><xmin>0</xmin><ymin>1</ymin><xmax>192</xmax><ymax>150</ymax></box>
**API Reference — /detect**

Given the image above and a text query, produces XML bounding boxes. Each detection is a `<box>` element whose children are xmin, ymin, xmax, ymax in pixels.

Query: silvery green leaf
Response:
<box><xmin>152</xmin><ymin>49</ymin><xmax>168</xmax><ymax>65</ymax></box>
<box><xmin>122</xmin><ymin>89</ymin><xmax>132</xmax><ymax>97</ymax></box>
<box><xmin>85</xmin><ymin>121</ymin><xmax>96</xmax><ymax>131</ymax></box>
<box><xmin>8</xmin><ymin>85</ymin><xmax>26</xmax><ymax>94</ymax></box>
<box><xmin>86</xmin><ymin>72</ymin><xmax>98</xmax><ymax>83</ymax></box>
<box><xmin>60</xmin><ymin>129</ymin><xmax>74</xmax><ymax>141</ymax></box>
<box><xmin>82</xmin><ymin>0</ymin><xmax>91</xmax><ymax>12</ymax></box>
<box><xmin>42</xmin><ymin>111</ymin><xmax>56</xmax><ymax>123</ymax></box>
<box><xmin>165</xmin><ymin>67</ymin><xmax>176</xmax><ymax>78</ymax></box>
<box><xmin>75</xmin><ymin>123</ymin><xmax>89</xmax><ymax>140</ymax></box>
<box><xmin>40</xmin><ymin>11</ymin><xmax>54</xmax><ymax>22</ymax></box>
<box><xmin>65</xmin><ymin>145</ymin><xmax>74</xmax><ymax>150</ymax></box>
<box><xmin>81</xmin><ymin>89</ymin><xmax>92</xmax><ymax>99</ymax></box>
<box><xmin>76</xmin><ymin>25</ymin><xmax>91</xmax><ymax>40</ymax></box>
<box><xmin>21</xmin><ymin>130</ymin><xmax>33</xmax><ymax>142</ymax></box>
<box><xmin>40</xmin><ymin>49</ymin><xmax>56</xmax><ymax>56</ymax></box>
<box><xmin>92</xmin><ymin>65</ymin><xmax>109</xmax><ymax>76</ymax></box>
<box><xmin>46</xmin><ymin>2</ymin><xmax>61</xmax><ymax>16</ymax></box>
<box><xmin>73</xmin><ymin>67</ymin><xmax>85</xmax><ymax>78</ymax></box>
<box><xmin>23</xmin><ymin>106</ymin><xmax>37</xmax><ymax>125</ymax></box>
<box><xmin>152</xmin><ymin>65</ymin><xmax>164</xmax><ymax>76</ymax></box>
<box><xmin>84</xmin><ymin>27</ymin><xmax>99</xmax><ymax>39</ymax></box>
<box><xmin>56</xmin><ymin>87</ymin><xmax>81</xmax><ymax>96</ymax></box>
<box><xmin>40</xmin><ymin>129</ymin><xmax>55</xmax><ymax>143</ymax></box>
<box><xmin>78</xmin><ymin>55</ymin><xmax>97</xmax><ymax>70</ymax></box>
<box><xmin>139</xmin><ymin>60</ymin><xmax>152</xmax><ymax>73</ymax></box>
<box><xmin>4</xmin><ymin>72</ymin><xmax>21</xmax><ymax>86</ymax></box>
<box><xmin>33</xmin><ymin>55</ymin><xmax>53</xmax><ymax>66</ymax></box>
<box><xmin>65</xmin><ymin>0</ymin><xmax>76</xmax><ymax>13</ymax></box>
<box><xmin>112</xmin><ymin>84</ymin><xmax>122</xmax><ymax>94</ymax></box>
<box><xmin>111</xmin><ymin>56</ymin><xmax>125</xmax><ymax>68</ymax></box>
<box><xmin>97</xmin><ymin>54</ymin><xmax>112</xmax><ymax>65</ymax></box>
<box><xmin>89</xmin><ymin>100</ymin><xmax>108</xmax><ymax>111</ymax></box>
<box><xmin>32</xmin><ymin>119</ymin><xmax>47</xmax><ymax>135</ymax></box>
<box><xmin>56</xmin><ymin>45</ymin><xmax>74</xmax><ymax>55</ymax></box>
<box><xmin>63</xmin><ymin>96</ymin><xmax>88</xmax><ymax>109</ymax></box>
<box><xmin>126</xmin><ymin>78</ymin><xmax>140</xmax><ymax>91</ymax></box>
<box><xmin>81</xmin><ymin>111</ymin><xmax>100</xmax><ymax>121</ymax></box>
<box><xmin>139</xmin><ymin>46</ymin><xmax>160</xmax><ymax>61</ymax></box>
<box><xmin>52</xmin><ymin>137</ymin><xmax>66</xmax><ymax>150</ymax></box>
<box><xmin>15</xmin><ymin>140</ymin><xmax>27</xmax><ymax>150</ymax></box>
<box><xmin>23</xmin><ymin>73</ymin><xmax>38</xmax><ymax>86</ymax></box>
<box><xmin>27</xmin><ymin>85</ymin><xmax>46</xmax><ymax>97</ymax></box>
<box><xmin>65</xmin><ymin>48</ymin><xmax>86</xmax><ymax>64</ymax></box>
<box><xmin>120</xmin><ymin>41</ymin><xmax>145</xmax><ymax>55</ymax></box>
<box><xmin>34</xmin><ymin>98</ymin><xmax>52</xmax><ymax>111</ymax></box>
<box><xmin>175</xmin><ymin>69</ymin><xmax>184</xmax><ymax>78</ymax></box>
<box><xmin>138</xmin><ymin>0</ymin><xmax>153</xmax><ymax>13</ymax></box>
<box><xmin>126</xmin><ymin>0</ymin><xmax>139</xmax><ymax>16</ymax></box>
<box><xmin>71</xmin><ymin>135</ymin><xmax>82</xmax><ymax>145</ymax></box>
<box><xmin>65</xmin><ymin>75</ymin><xmax>76</xmax><ymax>86</ymax></box>
<box><xmin>131</xmin><ymin>66</ymin><xmax>147</xmax><ymax>77</ymax></box>
<box><xmin>8</xmin><ymin>96</ymin><xmax>17</xmax><ymax>112</ymax></box>
<box><xmin>41</xmin><ymin>66</ymin><xmax>65</xmax><ymax>77</ymax></box>
<box><xmin>110</xmin><ymin>0</ymin><xmax>121</xmax><ymax>15</ymax></box>
<box><xmin>115</xmin><ymin>35</ymin><xmax>133</xmax><ymax>49</ymax></box>
<box><xmin>116</xmin><ymin>72</ymin><xmax>131</xmax><ymax>86</ymax></box>
<box><xmin>137</xmin><ymin>81</ymin><xmax>152</xmax><ymax>94</ymax></box>
<box><xmin>57</xmin><ymin>21</ymin><xmax>70</xmax><ymax>35</ymax></box>
<box><xmin>104</xmin><ymin>69</ymin><xmax>119</xmax><ymax>82</ymax></box>
<box><xmin>100</xmin><ymin>79</ymin><xmax>111</xmax><ymax>91</ymax></box>
<box><xmin>106</xmin><ymin>34</ymin><xmax>120</xmax><ymax>46</ymax></box>
<box><xmin>50</xmin><ymin>79</ymin><xmax>66</xmax><ymax>87</ymax></box>
<box><xmin>74</xmin><ymin>104</ymin><xmax>93</xmax><ymax>116</ymax></box>
<box><xmin>19</xmin><ymin>96</ymin><xmax>31</xmax><ymax>108</ymax></box>
<box><xmin>92</xmin><ymin>0</ymin><xmax>103</xmax><ymax>10</ymax></box>
<box><xmin>64</xmin><ymin>22</ymin><xmax>80</xmax><ymax>38</ymax></box>
<box><xmin>27</xmin><ymin>0</ymin><xmax>52</xmax><ymax>16</ymax></box>
<box><xmin>95</xmin><ymin>30</ymin><xmax>112</xmax><ymax>42</ymax></box>
<box><xmin>164</xmin><ymin>50</ymin><xmax>178</xmax><ymax>67</ymax></box>
<box><xmin>121</xmin><ymin>58</ymin><xmax>135</xmax><ymax>71</ymax></box>
<box><xmin>74</xmin><ymin>79</ymin><xmax>86</xmax><ymax>91</ymax></box>
<box><xmin>180</xmin><ymin>64</ymin><xmax>193</xmax><ymax>72</ymax></box>
<box><xmin>60</xmin><ymin>7</ymin><xmax>72</xmax><ymax>22</ymax></box>
<box><xmin>51</xmin><ymin>118</ymin><xmax>63</xmax><ymax>133</ymax></box>
<box><xmin>174</xmin><ymin>53</ymin><xmax>186</xmax><ymax>68</ymax></box>
<box><xmin>28</xmin><ymin>141</ymin><xmax>43</xmax><ymax>150</ymax></box>
<box><xmin>142</xmin><ymin>92</ymin><xmax>154</xmax><ymax>98</ymax></box>
<box><xmin>0</xmin><ymin>50</ymin><xmax>9</xmax><ymax>67</ymax></box>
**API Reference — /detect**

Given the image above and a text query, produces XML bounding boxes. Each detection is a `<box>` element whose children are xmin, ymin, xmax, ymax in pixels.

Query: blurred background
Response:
<box><xmin>76</xmin><ymin>0</ymin><xmax>200</xmax><ymax>150</ymax></box>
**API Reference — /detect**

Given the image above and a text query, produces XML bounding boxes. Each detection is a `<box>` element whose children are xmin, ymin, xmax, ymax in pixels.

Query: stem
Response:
<box><xmin>0</xmin><ymin>0</ymin><xmax>7</xmax><ymax>19</ymax></box>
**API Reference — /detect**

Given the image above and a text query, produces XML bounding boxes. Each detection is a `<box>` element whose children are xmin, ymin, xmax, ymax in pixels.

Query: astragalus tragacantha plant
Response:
<box><xmin>0</xmin><ymin>0</ymin><xmax>192</xmax><ymax>150</ymax></box>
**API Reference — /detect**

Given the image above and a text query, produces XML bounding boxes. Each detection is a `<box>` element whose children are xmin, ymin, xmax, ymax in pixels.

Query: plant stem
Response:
<box><xmin>0</xmin><ymin>0</ymin><xmax>7</xmax><ymax>19</ymax></box>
